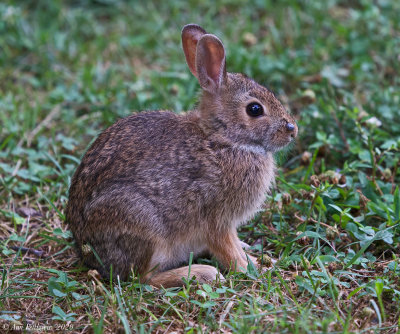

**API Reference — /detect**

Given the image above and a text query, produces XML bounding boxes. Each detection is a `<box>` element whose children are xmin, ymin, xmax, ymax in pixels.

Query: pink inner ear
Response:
<box><xmin>205</xmin><ymin>42</ymin><xmax>225</xmax><ymax>85</ymax></box>
<box><xmin>182</xmin><ymin>35</ymin><xmax>199</xmax><ymax>76</ymax></box>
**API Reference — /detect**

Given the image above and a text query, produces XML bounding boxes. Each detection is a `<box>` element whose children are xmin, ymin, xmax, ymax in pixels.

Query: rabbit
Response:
<box><xmin>66</xmin><ymin>24</ymin><xmax>298</xmax><ymax>288</ymax></box>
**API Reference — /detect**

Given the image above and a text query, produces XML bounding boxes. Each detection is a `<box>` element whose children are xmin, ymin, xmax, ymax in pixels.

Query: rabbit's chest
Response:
<box><xmin>217</xmin><ymin>151</ymin><xmax>275</xmax><ymax>226</ymax></box>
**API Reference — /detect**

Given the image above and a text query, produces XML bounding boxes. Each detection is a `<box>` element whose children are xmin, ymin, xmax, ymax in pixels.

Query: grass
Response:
<box><xmin>0</xmin><ymin>0</ymin><xmax>399</xmax><ymax>332</ymax></box>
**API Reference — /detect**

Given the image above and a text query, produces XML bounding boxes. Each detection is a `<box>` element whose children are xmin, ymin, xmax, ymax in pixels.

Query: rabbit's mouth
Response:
<box><xmin>271</xmin><ymin>137</ymin><xmax>295</xmax><ymax>151</ymax></box>
<box><xmin>264</xmin><ymin>133</ymin><xmax>296</xmax><ymax>152</ymax></box>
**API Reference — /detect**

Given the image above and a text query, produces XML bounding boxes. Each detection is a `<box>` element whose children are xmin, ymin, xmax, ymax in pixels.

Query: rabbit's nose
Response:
<box><xmin>286</xmin><ymin>122</ymin><xmax>297</xmax><ymax>139</ymax></box>
<box><xmin>286</xmin><ymin>123</ymin><xmax>295</xmax><ymax>132</ymax></box>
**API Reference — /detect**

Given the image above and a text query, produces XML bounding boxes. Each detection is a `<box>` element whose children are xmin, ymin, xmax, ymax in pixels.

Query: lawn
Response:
<box><xmin>1</xmin><ymin>0</ymin><xmax>399</xmax><ymax>333</ymax></box>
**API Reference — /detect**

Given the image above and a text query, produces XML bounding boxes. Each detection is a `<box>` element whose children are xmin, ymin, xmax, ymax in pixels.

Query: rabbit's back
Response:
<box><xmin>67</xmin><ymin>110</ymin><xmax>215</xmax><ymax>231</ymax></box>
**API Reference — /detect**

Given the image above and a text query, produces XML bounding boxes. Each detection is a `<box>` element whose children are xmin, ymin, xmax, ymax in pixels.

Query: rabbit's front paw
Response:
<box><xmin>239</xmin><ymin>241</ymin><xmax>251</xmax><ymax>250</ymax></box>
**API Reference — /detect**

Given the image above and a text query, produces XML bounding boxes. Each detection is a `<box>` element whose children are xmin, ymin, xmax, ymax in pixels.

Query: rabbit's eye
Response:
<box><xmin>246</xmin><ymin>102</ymin><xmax>264</xmax><ymax>117</ymax></box>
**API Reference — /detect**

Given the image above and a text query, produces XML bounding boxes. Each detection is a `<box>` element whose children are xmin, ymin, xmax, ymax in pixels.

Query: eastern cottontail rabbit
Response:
<box><xmin>66</xmin><ymin>24</ymin><xmax>297</xmax><ymax>287</ymax></box>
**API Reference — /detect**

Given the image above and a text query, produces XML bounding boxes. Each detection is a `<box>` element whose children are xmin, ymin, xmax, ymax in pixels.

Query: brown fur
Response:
<box><xmin>66</xmin><ymin>24</ymin><xmax>298</xmax><ymax>286</ymax></box>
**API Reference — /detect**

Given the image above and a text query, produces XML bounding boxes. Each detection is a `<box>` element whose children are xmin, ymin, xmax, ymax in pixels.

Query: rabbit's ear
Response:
<box><xmin>182</xmin><ymin>24</ymin><xmax>207</xmax><ymax>77</ymax></box>
<box><xmin>195</xmin><ymin>34</ymin><xmax>226</xmax><ymax>93</ymax></box>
